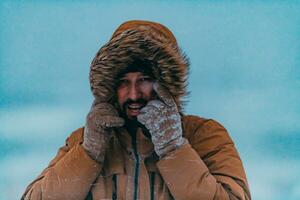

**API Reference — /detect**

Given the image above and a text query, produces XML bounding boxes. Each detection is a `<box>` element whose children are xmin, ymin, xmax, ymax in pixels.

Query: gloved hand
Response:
<box><xmin>137</xmin><ymin>83</ymin><xmax>186</xmax><ymax>158</ymax></box>
<box><xmin>82</xmin><ymin>99</ymin><xmax>124</xmax><ymax>163</ymax></box>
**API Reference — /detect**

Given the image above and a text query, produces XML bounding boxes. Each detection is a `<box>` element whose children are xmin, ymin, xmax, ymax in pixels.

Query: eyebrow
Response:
<box><xmin>119</xmin><ymin>74</ymin><xmax>152</xmax><ymax>80</ymax></box>
<box><xmin>140</xmin><ymin>75</ymin><xmax>152</xmax><ymax>78</ymax></box>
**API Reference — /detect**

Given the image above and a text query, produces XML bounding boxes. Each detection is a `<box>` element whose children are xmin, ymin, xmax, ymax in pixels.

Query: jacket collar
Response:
<box><xmin>103</xmin><ymin>127</ymin><xmax>158</xmax><ymax>176</ymax></box>
<box><xmin>116</xmin><ymin>127</ymin><xmax>155</xmax><ymax>158</ymax></box>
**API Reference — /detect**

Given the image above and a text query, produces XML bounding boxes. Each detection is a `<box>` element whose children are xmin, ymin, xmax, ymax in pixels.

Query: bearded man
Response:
<box><xmin>22</xmin><ymin>20</ymin><xmax>251</xmax><ymax>200</ymax></box>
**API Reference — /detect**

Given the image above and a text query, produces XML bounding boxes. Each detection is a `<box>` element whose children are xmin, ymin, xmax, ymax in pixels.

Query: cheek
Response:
<box><xmin>116</xmin><ymin>87</ymin><xmax>126</xmax><ymax>105</ymax></box>
<box><xmin>140</xmin><ymin>82</ymin><xmax>155</xmax><ymax>99</ymax></box>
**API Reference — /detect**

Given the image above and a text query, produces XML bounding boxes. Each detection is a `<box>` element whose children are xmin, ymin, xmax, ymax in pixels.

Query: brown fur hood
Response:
<box><xmin>89</xmin><ymin>20</ymin><xmax>189</xmax><ymax>112</ymax></box>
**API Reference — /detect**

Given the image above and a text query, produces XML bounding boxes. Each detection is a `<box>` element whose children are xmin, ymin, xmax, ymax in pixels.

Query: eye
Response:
<box><xmin>140</xmin><ymin>76</ymin><xmax>153</xmax><ymax>82</ymax></box>
<box><xmin>118</xmin><ymin>79</ymin><xmax>130</xmax><ymax>87</ymax></box>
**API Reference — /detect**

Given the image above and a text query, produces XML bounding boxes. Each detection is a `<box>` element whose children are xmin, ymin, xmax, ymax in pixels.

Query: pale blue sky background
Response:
<box><xmin>1</xmin><ymin>1</ymin><xmax>300</xmax><ymax>199</ymax></box>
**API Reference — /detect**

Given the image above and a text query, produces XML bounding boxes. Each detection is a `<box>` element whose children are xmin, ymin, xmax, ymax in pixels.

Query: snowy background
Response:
<box><xmin>1</xmin><ymin>1</ymin><xmax>299</xmax><ymax>199</ymax></box>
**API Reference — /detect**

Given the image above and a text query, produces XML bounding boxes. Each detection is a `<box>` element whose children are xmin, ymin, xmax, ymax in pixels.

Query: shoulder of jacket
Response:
<box><xmin>183</xmin><ymin>115</ymin><xmax>227</xmax><ymax>130</ymax></box>
<box><xmin>65</xmin><ymin>127</ymin><xmax>85</xmax><ymax>147</ymax></box>
<box><xmin>182</xmin><ymin>115</ymin><xmax>209</xmax><ymax>127</ymax></box>
<box><xmin>182</xmin><ymin>115</ymin><xmax>213</xmax><ymax>136</ymax></box>
<box><xmin>182</xmin><ymin>115</ymin><xmax>233</xmax><ymax>143</ymax></box>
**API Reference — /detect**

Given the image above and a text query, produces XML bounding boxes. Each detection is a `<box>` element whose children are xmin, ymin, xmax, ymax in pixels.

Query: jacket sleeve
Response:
<box><xmin>156</xmin><ymin>117</ymin><xmax>251</xmax><ymax>200</ymax></box>
<box><xmin>21</xmin><ymin>128</ymin><xmax>103</xmax><ymax>200</ymax></box>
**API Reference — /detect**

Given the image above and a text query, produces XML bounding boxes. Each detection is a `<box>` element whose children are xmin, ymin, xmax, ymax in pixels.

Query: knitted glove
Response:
<box><xmin>137</xmin><ymin>83</ymin><xmax>186</xmax><ymax>158</ymax></box>
<box><xmin>82</xmin><ymin>99</ymin><xmax>124</xmax><ymax>163</ymax></box>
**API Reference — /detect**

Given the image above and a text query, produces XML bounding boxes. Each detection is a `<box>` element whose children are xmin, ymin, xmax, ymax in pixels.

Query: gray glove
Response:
<box><xmin>82</xmin><ymin>100</ymin><xmax>124</xmax><ymax>163</ymax></box>
<box><xmin>137</xmin><ymin>83</ymin><xmax>186</xmax><ymax>158</ymax></box>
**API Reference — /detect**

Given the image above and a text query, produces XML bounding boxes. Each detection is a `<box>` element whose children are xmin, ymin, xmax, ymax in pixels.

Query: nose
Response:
<box><xmin>128</xmin><ymin>84</ymin><xmax>141</xmax><ymax>100</ymax></box>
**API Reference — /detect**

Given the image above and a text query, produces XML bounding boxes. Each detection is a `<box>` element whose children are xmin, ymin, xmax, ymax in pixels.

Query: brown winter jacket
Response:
<box><xmin>22</xmin><ymin>116</ymin><xmax>251</xmax><ymax>200</ymax></box>
<box><xmin>22</xmin><ymin>20</ymin><xmax>251</xmax><ymax>199</ymax></box>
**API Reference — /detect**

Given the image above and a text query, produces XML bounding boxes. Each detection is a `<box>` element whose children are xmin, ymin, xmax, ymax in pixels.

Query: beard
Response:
<box><xmin>122</xmin><ymin>98</ymin><xmax>147</xmax><ymax>118</ymax></box>
<box><xmin>119</xmin><ymin>98</ymin><xmax>149</xmax><ymax>135</ymax></box>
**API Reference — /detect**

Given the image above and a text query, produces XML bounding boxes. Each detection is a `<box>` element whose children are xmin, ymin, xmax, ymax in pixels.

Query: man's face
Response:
<box><xmin>116</xmin><ymin>72</ymin><xmax>156</xmax><ymax>120</ymax></box>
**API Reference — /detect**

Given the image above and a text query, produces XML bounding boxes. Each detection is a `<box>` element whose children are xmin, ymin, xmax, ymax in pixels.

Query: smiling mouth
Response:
<box><xmin>126</xmin><ymin>103</ymin><xmax>145</xmax><ymax>117</ymax></box>
<box><xmin>128</xmin><ymin>103</ymin><xmax>144</xmax><ymax>109</ymax></box>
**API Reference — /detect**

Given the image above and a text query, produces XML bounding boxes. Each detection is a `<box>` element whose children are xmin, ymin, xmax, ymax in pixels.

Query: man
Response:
<box><xmin>22</xmin><ymin>20</ymin><xmax>251</xmax><ymax>200</ymax></box>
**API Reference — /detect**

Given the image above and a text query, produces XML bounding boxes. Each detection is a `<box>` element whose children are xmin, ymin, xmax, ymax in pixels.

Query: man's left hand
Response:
<box><xmin>137</xmin><ymin>83</ymin><xmax>186</xmax><ymax>158</ymax></box>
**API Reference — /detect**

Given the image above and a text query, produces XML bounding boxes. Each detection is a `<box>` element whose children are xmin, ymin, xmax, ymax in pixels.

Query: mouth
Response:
<box><xmin>126</xmin><ymin>103</ymin><xmax>145</xmax><ymax>117</ymax></box>
<box><xmin>128</xmin><ymin>103</ymin><xmax>144</xmax><ymax>109</ymax></box>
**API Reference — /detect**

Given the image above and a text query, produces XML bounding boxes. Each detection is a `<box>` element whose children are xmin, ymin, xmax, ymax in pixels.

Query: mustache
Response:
<box><xmin>122</xmin><ymin>98</ymin><xmax>147</xmax><ymax>110</ymax></box>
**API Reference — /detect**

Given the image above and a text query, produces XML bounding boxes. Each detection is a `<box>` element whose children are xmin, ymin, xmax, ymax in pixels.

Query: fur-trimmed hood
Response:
<box><xmin>89</xmin><ymin>20</ymin><xmax>189</xmax><ymax>112</ymax></box>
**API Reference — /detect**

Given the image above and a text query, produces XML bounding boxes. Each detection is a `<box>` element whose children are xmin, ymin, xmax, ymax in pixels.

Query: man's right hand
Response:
<box><xmin>82</xmin><ymin>100</ymin><xmax>124</xmax><ymax>163</ymax></box>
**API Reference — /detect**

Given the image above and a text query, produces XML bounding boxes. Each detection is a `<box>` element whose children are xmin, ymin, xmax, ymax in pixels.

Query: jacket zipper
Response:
<box><xmin>150</xmin><ymin>172</ymin><xmax>155</xmax><ymax>200</ymax></box>
<box><xmin>132</xmin><ymin>133</ymin><xmax>140</xmax><ymax>200</ymax></box>
<box><xmin>112</xmin><ymin>174</ymin><xmax>117</xmax><ymax>200</ymax></box>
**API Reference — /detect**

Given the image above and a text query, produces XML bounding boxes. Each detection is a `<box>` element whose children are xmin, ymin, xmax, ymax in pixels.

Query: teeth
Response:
<box><xmin>128</xmin><ymin>104</ymin><xmax>143</xmax><ymax>109</ymax></box>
